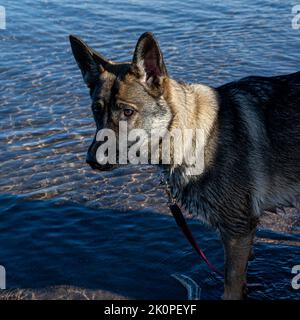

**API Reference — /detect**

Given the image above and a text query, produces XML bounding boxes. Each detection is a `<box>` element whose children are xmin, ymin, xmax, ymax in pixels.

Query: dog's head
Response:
<box><xmin>69</xmin><ymin>32</ymin><xmax>172</xmax><ymax>171</ymax></box>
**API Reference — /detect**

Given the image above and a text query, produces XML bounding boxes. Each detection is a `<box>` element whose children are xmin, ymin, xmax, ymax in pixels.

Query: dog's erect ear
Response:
<box><xmin>69</xmin><ymin>35</ymin><xmax>110</xmax><ymax>89</ymax></box>
<box><xmin>132</xmin><ymin>32</ymin><xmax>168</xmax><ymax>89</ymax></box>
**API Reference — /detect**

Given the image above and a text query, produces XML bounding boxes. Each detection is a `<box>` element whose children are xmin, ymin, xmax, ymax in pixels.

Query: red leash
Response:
<box><xmin>169</xmin><ymin>203</ymin><xmax>223</xmax><ymax>278</ymax></box>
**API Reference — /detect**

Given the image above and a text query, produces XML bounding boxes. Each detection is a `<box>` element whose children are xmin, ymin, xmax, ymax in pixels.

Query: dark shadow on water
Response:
<box><xmin>0</xmin><ymin>194</ymin><xmax>223</xmax><ymax>299</ymax></box>
<box><xmin>0</xmin><ymin>194</ymin><xmax>299</xmax><ymax>300</ymax></box>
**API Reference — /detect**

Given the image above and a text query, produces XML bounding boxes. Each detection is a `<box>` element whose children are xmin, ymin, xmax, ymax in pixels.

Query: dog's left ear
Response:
<box><xmin>132</xmin><ymin>32</ymin><xmax>168</xmax><ymax>91</ymax></box>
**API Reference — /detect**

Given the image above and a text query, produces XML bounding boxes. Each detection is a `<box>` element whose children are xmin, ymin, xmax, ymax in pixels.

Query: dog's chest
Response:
<box><xmin>165</xmin><ymin>167</ymin><xmax>213</xmax><ymax>224</ymax></box>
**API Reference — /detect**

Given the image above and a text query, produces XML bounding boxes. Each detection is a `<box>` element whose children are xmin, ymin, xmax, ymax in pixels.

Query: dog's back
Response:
<box><xmin>217</xmin><ymin>71</ymin><xmax>300</xmax><ymax>213</ymax></box>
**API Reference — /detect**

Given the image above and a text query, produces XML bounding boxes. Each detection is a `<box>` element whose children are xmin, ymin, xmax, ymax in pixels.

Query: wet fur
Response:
<box><xmin>169</xmin><ymin>72</ymin><xmax>300</xmax><ymax>237</ymax></box>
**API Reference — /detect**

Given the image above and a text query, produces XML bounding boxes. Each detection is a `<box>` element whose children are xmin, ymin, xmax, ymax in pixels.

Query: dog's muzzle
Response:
<box><xmin>86</xmin><ymin>153</ymin><xmax>115</xmax><ymax>171</ymax></box>
<box><xmin>86</xmin><ymin>136</ymin><xmax>118</xmax><ymax>171</ymax></box>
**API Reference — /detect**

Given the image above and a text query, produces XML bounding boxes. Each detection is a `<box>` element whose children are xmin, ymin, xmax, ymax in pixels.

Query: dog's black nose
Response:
<box><xmin>86</xmin><ymin>152</ymin><xmax>100</xmax><ymax>169</ymax></box>
<box><xmin>86</xmin><ymin>154</ymin><xmax>115</xmax><ymax>171</ymax></box>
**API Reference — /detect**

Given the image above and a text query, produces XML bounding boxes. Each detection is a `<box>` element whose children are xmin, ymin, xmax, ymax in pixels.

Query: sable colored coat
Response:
<box><xmin>70</xmin><ymin>32</ymin><xmax>300</xmax><ymax>299</ymax></box>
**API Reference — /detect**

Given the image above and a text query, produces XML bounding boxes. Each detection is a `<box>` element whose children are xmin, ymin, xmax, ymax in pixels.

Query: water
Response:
<box><xmin>0</xmin><ymin>0</ymin><xmax>299</xmax><ymax>299</ymax></box>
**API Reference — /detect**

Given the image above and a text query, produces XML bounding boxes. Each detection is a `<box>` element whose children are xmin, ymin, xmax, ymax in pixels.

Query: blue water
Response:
<box><xmin>0</xmin><ymin>0</ymin><xmax>300</xmax><ymax>299</ymax></box>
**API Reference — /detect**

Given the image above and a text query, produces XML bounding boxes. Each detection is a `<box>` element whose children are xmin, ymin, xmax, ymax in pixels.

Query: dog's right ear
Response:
<box><xmin>69</xmin><ymin>35</ymin><xmax>110</xmax><ymax>89</ymax></box>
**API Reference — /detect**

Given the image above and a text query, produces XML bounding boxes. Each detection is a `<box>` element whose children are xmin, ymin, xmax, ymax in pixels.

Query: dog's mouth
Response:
<box><xmin>86</xmin><ymin>159</ymin><xmax>117</xmax><ymax>171</ymax></box>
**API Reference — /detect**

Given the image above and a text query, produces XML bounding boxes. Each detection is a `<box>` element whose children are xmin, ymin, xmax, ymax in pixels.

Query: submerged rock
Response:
<box><xmin>0</xmin><ymin>286</ymin><xmax>128</xmax><ymax>300</ymax></box>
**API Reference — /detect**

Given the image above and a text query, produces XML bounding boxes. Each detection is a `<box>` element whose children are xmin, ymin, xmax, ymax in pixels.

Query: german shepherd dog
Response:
<box><xmin>69</xmin><ymin>32</ymin><xmax>300</xmax><ymax>299</ymax></box>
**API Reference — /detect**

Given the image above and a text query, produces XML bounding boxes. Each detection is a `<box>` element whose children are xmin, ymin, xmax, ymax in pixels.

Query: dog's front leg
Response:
<box><xmin>222</xmin><ymin>230</ymin><xmax>255</xmax><ymax>300</ymax></box>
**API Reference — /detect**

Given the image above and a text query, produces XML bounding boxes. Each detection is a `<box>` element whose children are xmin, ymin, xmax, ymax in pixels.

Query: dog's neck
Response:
<box><xmin>165</xmin><ymin>78</ymin><xmax>219</xmax><ymax>138</ymax></box>
<box><xmin>162</xmin><ymin>78</ymin><xmax>220</xmax><ymax>198</ymax></box>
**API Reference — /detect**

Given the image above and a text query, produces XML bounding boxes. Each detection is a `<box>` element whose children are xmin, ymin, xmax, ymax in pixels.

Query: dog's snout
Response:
<box><xmin>86</xmin><ymin>153</ymin><xmax>100</xmax><ymax>169</ymax></box>
<box><xmin>86</xmin><ymin>152</ymin><xmax>115</xmax><ymax>171</ymax></box>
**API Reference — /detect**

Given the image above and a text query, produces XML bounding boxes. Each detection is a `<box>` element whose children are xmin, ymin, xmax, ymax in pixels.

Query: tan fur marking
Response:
<box><xmin>163</xmin><ymin>78</ymin><xmax>219</xmax><ymax>168</ymax></box>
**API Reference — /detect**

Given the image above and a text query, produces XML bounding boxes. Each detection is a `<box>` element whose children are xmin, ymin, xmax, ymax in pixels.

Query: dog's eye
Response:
<box><xmin>92</xmin><ymin>101</ymin><xmax>104</xmax><ymax>113</ymax></box>
<box><xmin>123</xmin><ymin>108</ymin><xmax>134</xmax><ymax>117</ymax></box>
<box><xmin>94</xmin><ymin>101</ymin><xmax>104</xmax><ymax>109</ymax></box>
<box><xmin>116</xmin><ymin>103</ymin><xmax>136</xmax><ymax>117</ymax></box>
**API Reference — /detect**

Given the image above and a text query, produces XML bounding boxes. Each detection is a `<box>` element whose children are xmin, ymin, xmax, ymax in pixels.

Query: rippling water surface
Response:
<box><xmin>0</xmin><ymin>0</ymin><xmax>300</xmax><ymax>299</ymax></box>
